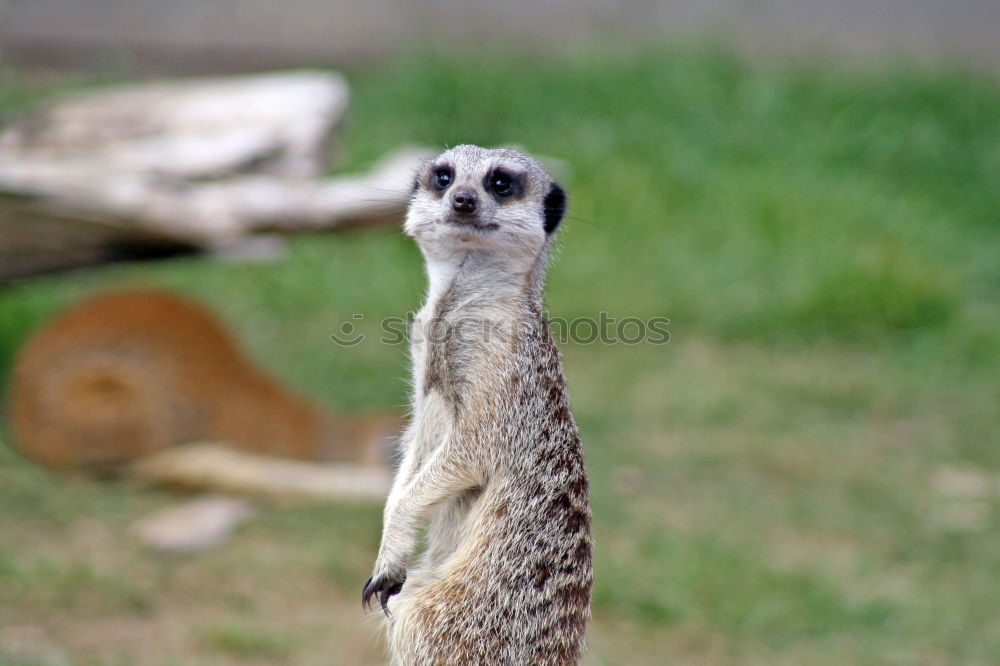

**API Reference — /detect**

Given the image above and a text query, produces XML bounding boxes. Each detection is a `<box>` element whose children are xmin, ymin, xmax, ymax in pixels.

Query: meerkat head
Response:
<box><xmin>405</xmin><ymin>145</ymin><xmax>566</xmax><ymax>263</ymax></box>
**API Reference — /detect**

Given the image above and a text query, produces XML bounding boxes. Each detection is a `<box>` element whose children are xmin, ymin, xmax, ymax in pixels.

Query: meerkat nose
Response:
<box><xmin>451</xmin><ymin>189</ymin><xmax>478</xmax><ymax>214</ymax></box>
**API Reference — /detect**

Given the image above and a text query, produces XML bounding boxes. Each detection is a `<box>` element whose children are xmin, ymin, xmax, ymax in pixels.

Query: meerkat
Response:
<box><xmin>6</xmin><ymin>289</ymin><xmax>397</xmax><ymax>470</ymax></box>
<box><xmin>362</xmin><ymin>145</ymin><xmax>592</xmax><ymax>665</ymax></box>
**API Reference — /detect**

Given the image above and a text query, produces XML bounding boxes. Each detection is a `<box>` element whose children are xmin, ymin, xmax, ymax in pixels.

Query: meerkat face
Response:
<box><xmin>405</xmin><ymin>145</ymin><xmax>566</xmax><ymax>261</ymax></box>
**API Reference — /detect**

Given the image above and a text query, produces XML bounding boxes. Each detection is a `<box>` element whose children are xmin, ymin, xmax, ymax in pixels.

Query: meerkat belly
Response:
<box><xmin>406</xmin><ymin>477</ymin><xmax>589</xmax><ymax>658</ymax></box>
<box><xmin>398</xmin><ymin>384</ymin><xmax>455</xmax><ymax>497</ymax></box>
<box><xmin>421</xmin><ymin>485</ymin><xmax>483</xmax><ymax>574</ymax></box>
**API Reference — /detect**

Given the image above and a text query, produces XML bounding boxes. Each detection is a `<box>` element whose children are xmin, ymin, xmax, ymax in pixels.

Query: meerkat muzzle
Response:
<box><xmin>451</xmin><ymin>188</ymin><xmax>478</xmax><ymax>214</ymax></box>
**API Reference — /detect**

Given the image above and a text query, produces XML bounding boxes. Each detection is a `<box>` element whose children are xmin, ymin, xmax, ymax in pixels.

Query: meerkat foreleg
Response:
<box><xmin>363</xmin><ymin>439</ymin><xmax>480</xmax><ymax>615</ymax></box>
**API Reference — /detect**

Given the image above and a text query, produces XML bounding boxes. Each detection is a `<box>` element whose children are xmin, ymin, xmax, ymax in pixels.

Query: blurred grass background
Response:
<box><xmin>1</xmin><ymin>46</ymin><xmax>999</xmax><ymax>664</ymax></box>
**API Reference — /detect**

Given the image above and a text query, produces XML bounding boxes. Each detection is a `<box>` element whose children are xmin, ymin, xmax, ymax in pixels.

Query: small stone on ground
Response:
<box><xmin>132</xmin><ymin>495</ymin><xmax>254</xmax><ymax>553</ymax></box>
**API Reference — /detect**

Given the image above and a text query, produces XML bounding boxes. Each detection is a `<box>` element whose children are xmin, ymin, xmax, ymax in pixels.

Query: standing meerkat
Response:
<box><xmin>362</xmin><ymin>145</ymin><xmax>592</xmax><ymax>665</ymax></box>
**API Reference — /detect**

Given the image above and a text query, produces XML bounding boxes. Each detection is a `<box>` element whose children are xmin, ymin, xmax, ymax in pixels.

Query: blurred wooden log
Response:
<box><xmin>0</xmin><ymin>145</ymin><xmax>430</xmax><ymax>241</ymax></box>
<box><xmin>0</xmin><ymin>205</ymin><xmax>194</xmax><ymax>282</ymax></box>
<box><xmin>0</xmin><ymin>71</ymin><xmax>433</xmax><ymax>281</ymax></box>
<box><xmin>0</xmin><ymin>71</ymin><xmax>350</xmax><ymax>180</ymax></box>
<box><xmin>0</xmin><ymin>146</ymin><xmax>430</xmax><ymax>280</ymax></box>
<box><xmin>132</xmin><ymin>443</ymin><xmax>392</xmax><ymax>502</ymax></box>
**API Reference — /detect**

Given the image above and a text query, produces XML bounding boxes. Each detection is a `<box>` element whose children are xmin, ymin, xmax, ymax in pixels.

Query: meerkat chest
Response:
<box><xmin>411</xmin><ymin>297</ymin><xmax>519</xmax><ymax>413</ymax></box>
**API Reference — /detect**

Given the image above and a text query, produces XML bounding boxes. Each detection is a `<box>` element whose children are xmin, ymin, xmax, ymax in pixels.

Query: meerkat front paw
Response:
<box><xmin>362</xmin><ymin>567</ymin><xmax>406</xmax><ymax>617</ymax></box>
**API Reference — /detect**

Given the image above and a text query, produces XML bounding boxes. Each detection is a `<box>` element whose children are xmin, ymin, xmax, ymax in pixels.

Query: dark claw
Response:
<box><xmin>362</xmin><ymin>571</ymin><xmax>406</xmax><ymax>617</ymax></box>
<box><xmin>362</xmin><ymin>576</ymin><xmax>374</xmax><ymax>609</ymax></box>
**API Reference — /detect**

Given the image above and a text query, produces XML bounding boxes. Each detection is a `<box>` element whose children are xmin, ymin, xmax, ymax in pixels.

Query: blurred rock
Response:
<box><xmin>132</xmin><ymin>495</ymin><xmax>254</xmax><ymax>553</ymax></box>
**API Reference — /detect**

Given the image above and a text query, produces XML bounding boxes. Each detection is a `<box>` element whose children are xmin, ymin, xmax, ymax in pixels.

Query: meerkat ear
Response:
<box><xmin>543</xmin><ymin>182</ymin><xmax>566</xmax><ymax>235</ymax></box>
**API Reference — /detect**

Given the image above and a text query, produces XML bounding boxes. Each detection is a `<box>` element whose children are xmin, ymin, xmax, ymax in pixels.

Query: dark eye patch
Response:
<box><xmin>484</xmin><ymin>168</ymin><xmax>523</xmax><ymax>199</ymax></box>
<box><xmin>429</xmin><ymin>165</ymin><xmax>454</xmax><ymax>194</ymax></box>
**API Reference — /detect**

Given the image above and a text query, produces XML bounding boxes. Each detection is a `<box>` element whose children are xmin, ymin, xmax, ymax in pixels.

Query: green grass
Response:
<box><xmin>199</xmin><ymin>622</ymin><xmax>298</xmax><ymax>660</ymax></box>
<box><xmin>1</xmin><ymin>45</ymin><xmax>999</xmax><ymax>665</ymax></box>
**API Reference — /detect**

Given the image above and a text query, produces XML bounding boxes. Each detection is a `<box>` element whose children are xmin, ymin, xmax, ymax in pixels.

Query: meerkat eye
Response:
<box><xmin>489</xmin><ymin>171</ymin><xmax>516</xmax><ymax>197</ymax></box>
<box><xmin>432</xmin><ymin>167</ymin><xmax>453</xmax><ymax>191</ymax></box>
